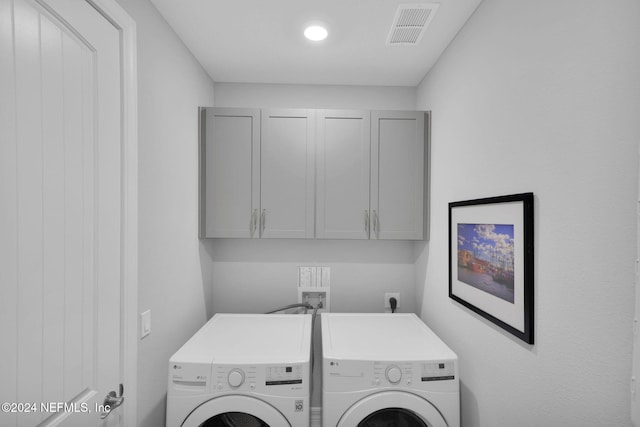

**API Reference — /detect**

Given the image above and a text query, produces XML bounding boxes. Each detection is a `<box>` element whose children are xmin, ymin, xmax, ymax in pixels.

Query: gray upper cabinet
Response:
<box><xmin>260</xmin><ymin>109</ymin><xmax>316</xmax><ymax>238</ymax></box>
<box><xmin>200</xmin><ymin>107</ymin><xmax>427</xmax><ymax>240</ymax></box>
<box><xmin>316</xmin><ymin>110</ymin><xmax>371</xmax><ymax>239</ymax></box>
<box><xmin>200</xmin><ymin>108</ymin><xmax>260</xmax><ymax>238</ymax></box>
<box><xmin>371</xmin><ymin>111</ymin><xmax>425</xmax><ymax>240</ymax></box>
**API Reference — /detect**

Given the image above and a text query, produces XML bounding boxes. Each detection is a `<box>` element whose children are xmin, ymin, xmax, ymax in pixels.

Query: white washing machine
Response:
<box><xmin>167</xmin><ymin>313</ymin><xmax>312</xmax><ymax>427</ymax></box>
<box><xmin>322</xmin><ymin>313</ymin><xmax>459</xmax><ymax>427</ymax></box>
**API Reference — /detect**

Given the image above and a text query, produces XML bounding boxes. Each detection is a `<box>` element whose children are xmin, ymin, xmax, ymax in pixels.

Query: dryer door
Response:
<box><xmin>182</xmin><ymin>395</ymin><xmax>291</xmax><ymax>427</ymax></box>
<box><xmin>337</xmin><ymin>391</ymin><xmax>448</xmax><ymax>427</ymax></box>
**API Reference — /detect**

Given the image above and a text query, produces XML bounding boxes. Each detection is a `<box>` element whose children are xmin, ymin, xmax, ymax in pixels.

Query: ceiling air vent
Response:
<box><xmin>386</xmin><ymin>3</ymin><xmax>440</xmax><ymax>46</ymax></box>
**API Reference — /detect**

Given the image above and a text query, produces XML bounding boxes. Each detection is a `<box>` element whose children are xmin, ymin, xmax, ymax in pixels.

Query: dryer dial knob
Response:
<box><xmin>228</xmin><ymin>369</ymin><xmax>245</xmax><ymax>388</ymax></box>
<box><xmin>386</xmin><ymin>366</ymin><xmax>402</xmax><ymax>384</ymax></box>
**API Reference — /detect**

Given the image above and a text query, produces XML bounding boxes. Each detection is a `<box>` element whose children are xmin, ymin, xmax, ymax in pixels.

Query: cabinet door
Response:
<box><xmin>261</xmin><ymin>109</ymin><xmax>315</xmax><ymax>238</ymax></box>
<box><xmin>371</xmin><ymin>111</ymin><xmax>425</xmax><ymax>240</ymax></box>
<box><xmin>200</xmin><ymin>108</ymin><xmax>260</xmax><ymax>238</ymax></box>
<box><xmin>316</xmin><ymin>110</ymin><xmax>371</xmax><ymax>239</ymax></box>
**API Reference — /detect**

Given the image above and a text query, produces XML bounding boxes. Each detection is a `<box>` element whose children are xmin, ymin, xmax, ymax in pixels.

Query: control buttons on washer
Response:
<box><xmin>374</xmin><ymin>378</ymin><xmax>381</xmax><ymax>386</ymax></box>
<box><xmin>228</xmin><ymin>369</ymin><xmax>245</xmax><ymax>388</ymax></box>
<box><xmin>385</xmin><ymin>365</ymin><xmax>402</xmax><ymax>384</ymax></box>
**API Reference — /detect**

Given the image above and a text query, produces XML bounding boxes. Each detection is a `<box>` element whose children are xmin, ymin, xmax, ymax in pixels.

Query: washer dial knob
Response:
<box><xmin>228</xmin><ymin>369</ymin><xmax>245</xmax><ymax>388</ymax></box>
<box><xmin>386</xmin><ymin>366</ymin><xmax>402</xmax><ymax>384</ymax></box>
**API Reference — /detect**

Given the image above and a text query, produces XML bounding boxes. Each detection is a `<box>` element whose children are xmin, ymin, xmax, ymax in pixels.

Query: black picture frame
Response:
<box><xmin>449</xmin><ymin>193</ymin><xmax>534</xmax><ymax>344</ymax></box>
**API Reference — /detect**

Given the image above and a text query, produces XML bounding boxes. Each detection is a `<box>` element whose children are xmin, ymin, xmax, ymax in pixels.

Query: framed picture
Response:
<box><xmin>449</xmin><ymin>193</ymin><xmax>534</xmax><ymax>344</ymax></box>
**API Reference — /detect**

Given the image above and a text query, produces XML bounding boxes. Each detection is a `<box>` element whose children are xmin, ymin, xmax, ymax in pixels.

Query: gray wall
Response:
<box><xmin>115</xmin><ymin>1</ymin><xmax>215</xmax><ymax>426</ymax></box>
<box><xmin>212</xmin><ymin>83</ymin><xmax>417</xmax><ymax>110</ymax></box>
<box><xmin>415</xmin><ymin>0</ymin><xmax>640</xmax><ymax>425</ymax></box>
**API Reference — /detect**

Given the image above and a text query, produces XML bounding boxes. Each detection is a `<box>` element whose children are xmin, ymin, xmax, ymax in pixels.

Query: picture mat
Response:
<box><xmin>450</xmin><ymin>200</ymin><xmax>525</xmax><ymax>332</ymax></box>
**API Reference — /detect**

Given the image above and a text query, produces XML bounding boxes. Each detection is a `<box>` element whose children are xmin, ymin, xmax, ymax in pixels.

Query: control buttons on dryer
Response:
<box><xmin>385</xmin><ymin>365</ymin><xmax>402</xmax><ymax>384</ymax></box>
<box><xmin>227</xmin><ymin>369</ymin><xmax>245</xmax><ymax>388</ymax></box>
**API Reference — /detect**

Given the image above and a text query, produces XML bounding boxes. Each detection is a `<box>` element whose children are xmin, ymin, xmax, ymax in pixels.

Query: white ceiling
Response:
<box><xmin>149</xmin><ymin>0</ymin><xmax>483</xmax><ymax>87</ymax></box>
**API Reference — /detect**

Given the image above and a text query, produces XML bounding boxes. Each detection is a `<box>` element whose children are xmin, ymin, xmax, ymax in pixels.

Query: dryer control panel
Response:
<box><xmin>374</xmin><ymin>362</ymin><xmax>413</xmax><ymax>386</ymax></box>
<box><xmin>421</xmin><ymin>361</ymin><xmax>455</xmax><ymax>382</ymax></box>
<box><xmin>324</xmin><ymin>359</ymin><xmax>458</xmax><ymax>393</ymax></box>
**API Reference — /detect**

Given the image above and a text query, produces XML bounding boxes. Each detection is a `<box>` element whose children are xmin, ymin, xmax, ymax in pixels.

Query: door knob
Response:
<box><xmin>100</xmin><ymin>384</ymin><xmax>124</xmax><ymax>420</ymax></box>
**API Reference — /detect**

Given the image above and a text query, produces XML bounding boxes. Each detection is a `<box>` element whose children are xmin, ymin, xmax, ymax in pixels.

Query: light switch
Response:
<box><xmin>140</xmin><ymin>309</ymin><xmax>151</xmax><ymax>339</ymax></box>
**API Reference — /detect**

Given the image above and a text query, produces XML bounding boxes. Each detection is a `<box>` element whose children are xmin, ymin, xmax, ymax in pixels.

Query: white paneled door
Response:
<box><xmin>0</xmin><ymin>0</ymin><xmax>127</xmax><ymax>426</ymax></box>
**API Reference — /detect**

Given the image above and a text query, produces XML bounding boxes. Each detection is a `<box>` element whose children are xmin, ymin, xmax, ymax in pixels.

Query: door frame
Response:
<box><xmin>80</xmin><ymin>0</ymin><xmax>138</xmax><ymax>424</ymax></box>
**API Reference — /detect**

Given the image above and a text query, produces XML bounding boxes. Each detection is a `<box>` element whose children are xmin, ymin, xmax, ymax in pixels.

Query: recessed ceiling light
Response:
<box><xmin>304</xmin><ymin>25</ymin><xmax>328</xmax><ymax>41</ymax></box>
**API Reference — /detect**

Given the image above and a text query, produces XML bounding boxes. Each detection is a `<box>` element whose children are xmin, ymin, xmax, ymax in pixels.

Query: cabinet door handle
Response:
<box><xmin>260</xmin><ymin>209</ymin><xmax>266</xmax><ymax>236</ymax></box>
<box><xmin>373</xmin><ymin>210</ymin><xmax>379</xmax><ymax>239</ymax></box>
<box><xmin>364</xmin><ymin>210</ymin><xmax>369</xmax><ymax>234</ymax></box>
<box><xmin>250</xmin><ymin>209</ymin><xmax>257</xmax><ymax>237</ymax></box>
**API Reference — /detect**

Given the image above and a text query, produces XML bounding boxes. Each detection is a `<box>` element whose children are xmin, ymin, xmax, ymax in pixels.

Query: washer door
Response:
<box><xmin>182</xmin><ymin>395</ymin><xmax>291</xmax><ymax>427</ymax></box>
<box><xmin>337</xmin><ymin>391</ymin><xmax>448</xmax><ymax>427</ymax></box>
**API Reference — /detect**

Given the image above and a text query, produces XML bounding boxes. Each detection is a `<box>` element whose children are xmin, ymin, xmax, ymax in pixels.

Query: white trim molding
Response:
<box><xmin>87</xmin><ymin>0</ymin><xmax>138</xmax><ymax>425</ymax></box>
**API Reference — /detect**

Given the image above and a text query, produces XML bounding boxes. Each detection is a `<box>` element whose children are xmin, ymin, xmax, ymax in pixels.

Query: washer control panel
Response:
<box><xmin>215</xmin><ymin>366</ymin><xmax>257</xmax><ymax>391</ymax></box>
<box><xmin>266</xmin><ymin>365</ymin><xmax>303</xmax><ymax>386</ymax></box>
<box><xmin>213</xmin><ymin>364</ymin><xmax>305</xmax><ymax>395</ymax></box>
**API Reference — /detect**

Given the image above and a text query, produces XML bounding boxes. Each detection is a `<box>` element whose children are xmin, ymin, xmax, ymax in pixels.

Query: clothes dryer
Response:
<box><xmin>167</xmin><ymin>314</ymin><xmax>312</xmax><ymax>427</ymax></box>
<box><xmin>322</xmin><ymin>313</ymin><xmax>459</xmax><ymax>427</ymax></box>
